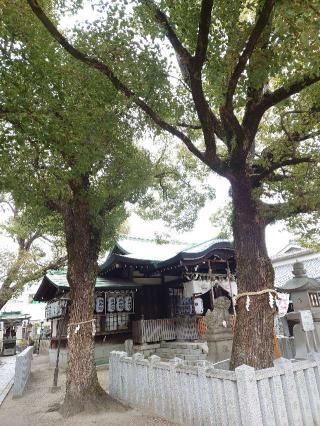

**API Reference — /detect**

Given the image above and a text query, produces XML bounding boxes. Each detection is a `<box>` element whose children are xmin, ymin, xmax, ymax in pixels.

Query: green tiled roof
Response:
<box><xmin>0</xmin><ymin>311</ymin><xmax>31</xmax><ymax>321</ymax></box>
<box><xmin>34</xmin><ymin>272</ymin><xmax>142</xmax><ymax>301</ymax></box>
<box><xmin>45</xmin><ymin>272</ymin><xmax>141</xmax><ymax>289</ymax></box>
<box><xmin>100</xmin><ymin>236</ymin><xmax>233</xmax><ymax>272</ymax></box>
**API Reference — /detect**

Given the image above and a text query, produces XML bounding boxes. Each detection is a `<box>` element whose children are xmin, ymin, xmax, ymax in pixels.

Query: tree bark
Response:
<box><xmin>230</xmin><ymin>175</ymin><xmax>275</xmax><ymax>370</ymax></box>
<box><xmin>61</xmin><ymin>197</ymin><xmax>108</xmax><ymax>415</ymax></box>
<box><xmin>0</xmin><ymin>286</ymin><xmax>14</xmax><ymax>310</ymax></box>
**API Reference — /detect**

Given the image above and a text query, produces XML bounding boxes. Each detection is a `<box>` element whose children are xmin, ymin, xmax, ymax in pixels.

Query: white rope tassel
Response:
<box><xmin>269</xmin><ymin>292</ymin><xmax>275</xmax><ymax>309</ymax></box>
<box><xmin>92</xmin><ymin>319</ymin><xmax>96</xmax><ymax>336</ymax></box>
<box><xmin>245</xmin><ymin>295</ymin><xmax>250</xmax><ymax>311</ymax></box>
<box><xmin>67</xmin><ymin>318</ymin><xmax>97</xmax><ymax>338</ymax></box>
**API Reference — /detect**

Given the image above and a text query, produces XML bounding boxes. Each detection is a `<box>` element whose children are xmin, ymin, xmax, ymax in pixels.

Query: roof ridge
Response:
<box><xmin>118</xmin><ymin>234</ymin><xmax>185</xmax><ymax>245</ymax></box>
<box><xmin>181</xmin><ymin>237</ymin><xmax>222</xmax><ymax>252</ymax></box>
<box><xmin>271</xmin><ymin>248</ymin><xmax>315</xmax><ymax>261</ymax></box>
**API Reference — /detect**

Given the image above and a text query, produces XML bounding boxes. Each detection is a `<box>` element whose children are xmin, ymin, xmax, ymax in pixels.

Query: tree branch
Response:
<box><xmin>176</xmin><ymin>121</ymin><xmax>202</xmax><ymax>130</ymax></box>
<box><xmin>24</xmin><ymin>231</ymin><xmax>42</xmax><ymax>251</ymax></box>
<box><xmin>26</xmin><ymin>0</ymin><xmax>210</xmax><ymax>167</ymax></box>
<box><xmin>282</xmin><ymin>107</ymin><xmax>320</xmax><ymax>116</ymax></box>
<box><xmin>225</xmin><ymin>0</ymin><xmax>276</xmax><ymax>111</ymax></box>
<box><xmin>253</xmin><ymin>156</ymin><xmax>313</xmax><ymax>183</ymax></box>
<box><xmin>263</xmin><ymin>198</ymin><xmax>320</xmax><ymax>224</ymax></box>
<box><xmin>194</xmin><ymin>0</ymin><xmax>214</xmax><ymax>70</ymax></box>
<box><xmin>142</xmin><ymin>0</ymin><xmax>226</xmax><ymax>158</ymax></box>
<box><xmin>0</xmin><ymin>249</ymin><xmax>67</xmax><ymax>310</ymax></box>
<box><xmin>258</xmin><ymin>74</ymin><xmax>320</xmax><ymax>113</ymax></box>
<box><xmin>144</xmin><ymin>0</ymin><xmax>191</xmax><ymax>63</ymax></box>
<box><xmin>0</xmin><ymin>197</ymin><xmax>16</xmax><ymax>215</ymax></box>
<box><xmin>144</xmin><ymin>0</ymin><xmax>193</xmax><ymax>89</ymax></box>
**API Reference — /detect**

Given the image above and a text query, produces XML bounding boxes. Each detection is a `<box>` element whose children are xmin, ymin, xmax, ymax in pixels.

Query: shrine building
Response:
<box><xmin>34</xmin><ymin>236</ymin><xmax>236</xmax><ymax>366</ymax></box>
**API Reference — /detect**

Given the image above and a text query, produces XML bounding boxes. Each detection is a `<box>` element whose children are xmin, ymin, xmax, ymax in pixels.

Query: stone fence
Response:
<box><xmin>38</xmin><ymin>339</ymin><xmax>50</xmax><ymax>354</ymax></box>
<box><xmin>12</xmin><ymin>346</ymin><xmax>34</xmax><ymax>397</ymax></box>
<box><xmin>109</xmin><ymin>351</ymin><xmax>320</xmax><ymax>426</ymax></box>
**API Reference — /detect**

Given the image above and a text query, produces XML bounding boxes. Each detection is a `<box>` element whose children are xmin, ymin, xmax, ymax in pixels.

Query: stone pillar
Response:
<box><xmin>274</xmin><ymin>357</ymin><xmax>303</xmax><ymax>425</ymax></box>
<box><xmin>235</xmin><ymin>365</ymin><xmax>263</xmax><ymax>426</ymax></box>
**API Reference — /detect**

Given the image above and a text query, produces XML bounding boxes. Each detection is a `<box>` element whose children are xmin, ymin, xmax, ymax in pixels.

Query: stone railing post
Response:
<box><xmin>304</xmin><ymin>353</ymin><xmax>320</xmax><ymax>422</ymax></box>
<box><xmin>197</xmin><ymin>364</ymin><xmax>211</xmax><ymax>426</ymax></box>
<box><xmin>132</xmin><ymin>352</ymin><xmax>144</xmax><ymax>407</ymax></box>
<box><xmin>12</xmin><ymin>346</ymin><xmax>34</xmax><ymax>398</ymax></box>
<box><xmin>149</xmin><ymin>355</ymin><xmax>160</xmax><ymax>414</ymax></box>
<box><xmin>235</xmin><ymin>365</ymin><xmax>263</xmax><ymax>426</ymax></box>
<box><xmin>274</xmin><ymin>357</ymin><xmax>303</xmax><ymax>425</ymax></box>
<box><xmin>168</xmin><ymin>358</ymin><xmax>183</xmax><ymax>423</ymax></box>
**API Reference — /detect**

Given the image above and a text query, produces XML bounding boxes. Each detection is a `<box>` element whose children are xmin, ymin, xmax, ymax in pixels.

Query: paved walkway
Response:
<box><xmin>0</xmin><ymin>356</ymin><xmax>15</xmax><ymax>406</ymax></box>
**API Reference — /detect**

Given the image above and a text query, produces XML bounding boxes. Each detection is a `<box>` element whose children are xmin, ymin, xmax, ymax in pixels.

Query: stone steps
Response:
<box><xmin>155</xmin><ymin>347</ymin><xmax>202</xmax><ymax>356</ymax></box>
<box><xmin>153</xmin><ymin>340</ymin><xmax>207</xmax><ymax>362</ymax></box>
<box><xmin>132</xmin><ymin>340</ymin><xmax>208</xmax><ymax>363</ymax></box>
<box><xmin>160</xmin><ymin>341</ymin><xmax>202</xmax><ymax>349</ymax></box>
<box><xmin>160</xmin><ymin>354</ymin><xmax>207</xmax><ymax>362</ymax></box>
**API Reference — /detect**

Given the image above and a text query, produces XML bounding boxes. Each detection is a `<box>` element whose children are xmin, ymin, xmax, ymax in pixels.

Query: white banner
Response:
<box><xmin>276</xmin><ymin>293</ymin><xmax>290</xmax><ymax>318</ymax></box>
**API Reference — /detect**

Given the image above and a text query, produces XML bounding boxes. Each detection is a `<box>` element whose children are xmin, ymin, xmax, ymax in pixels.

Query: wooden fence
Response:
<box><xmin>110</xmin><ymin>351</ymin><xmax>320</xmax><ymax>426</ymax></box>
<box><xmin>132</xmin><ymin>317</ymin><xmax>199</xmax><ymax>344</ymax></box>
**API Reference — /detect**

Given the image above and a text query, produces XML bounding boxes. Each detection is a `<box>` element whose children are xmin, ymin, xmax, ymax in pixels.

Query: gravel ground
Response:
<box><xmin>0</xmin><ymin>354</ymin><xmax>179</xmax><ymax>426</ymax></box>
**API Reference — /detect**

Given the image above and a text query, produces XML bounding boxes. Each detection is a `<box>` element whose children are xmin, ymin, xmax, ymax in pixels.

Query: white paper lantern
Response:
<box><xmin>107</xmin><ymin>296</ymin><xmax>116</xmax><ymax>312</ymax></box>
<box><xmin>95</xmin><ymin>296</ymin><xmax>104</xmax><ymax>313</ymax></box>
<box><xmin>116</xmin><ymin>296</ymin><xmax>124</xmax><ymax>312</ymax></box>
<box><xmin>124</xmin><ymin>295</ymin><xmax>133</xmax><ymax>312</ymax></box>
<box><xmin>194</xmin><ymin>297</ymin><xmax>204</xmax><ymax>314</ymax></box>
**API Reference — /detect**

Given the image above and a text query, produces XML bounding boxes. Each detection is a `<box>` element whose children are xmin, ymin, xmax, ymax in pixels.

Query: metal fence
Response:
<box><xmin>109</xmin><ymin>351</ymin><xmax>320</xmax><ymax>426</ymax></box>
<box><xmin>132</xmin><ymin>317</ymin><xmax>199</xmax><ymax>344</ymax></box>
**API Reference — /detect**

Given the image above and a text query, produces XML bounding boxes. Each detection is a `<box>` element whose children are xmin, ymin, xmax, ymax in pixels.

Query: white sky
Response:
<box><xmin>0</xmin><ymin>175</ymin><xmax>292</xmax><ymax>256</ymax></box>
<box><xmin>127</xmin><ymin>174</ymin><xmax>292</xmax><ymax>256</ymax></box>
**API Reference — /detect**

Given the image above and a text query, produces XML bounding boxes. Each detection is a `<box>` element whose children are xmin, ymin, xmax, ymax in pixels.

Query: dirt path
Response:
<box><xmin>0</xmin><ymin>354</ymin><xmax>179</xmax><ymax>426</ymax></box>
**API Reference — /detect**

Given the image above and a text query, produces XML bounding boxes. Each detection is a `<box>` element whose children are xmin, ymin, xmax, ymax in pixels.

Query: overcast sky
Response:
<box><xmin>127</xmin><ymin>174</ymin><xmax>292</xmax><ymax>256</ymax></box>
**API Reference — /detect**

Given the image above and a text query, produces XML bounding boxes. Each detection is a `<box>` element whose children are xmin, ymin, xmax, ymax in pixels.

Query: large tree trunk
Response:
<box><xmin>61</xmin><ymin>197</ymin><xmax>108</xmax><ymax>415</ymax></box>
<box><xmin>230</xmin><ymin>176</ymin><xmax>275</xmax><ymax>370</ymax></box>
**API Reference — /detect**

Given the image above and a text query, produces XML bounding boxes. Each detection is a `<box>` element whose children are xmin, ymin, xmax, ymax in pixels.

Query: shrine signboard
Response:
<box><xmin>300</xmin><ymin>310</ymin><xmax>315</xmax><ymax>332</ymax></box>
<box><xmin>45</xmin><ymin>299</ymin><xmax>68</xmax><ymax>320</ymax></box>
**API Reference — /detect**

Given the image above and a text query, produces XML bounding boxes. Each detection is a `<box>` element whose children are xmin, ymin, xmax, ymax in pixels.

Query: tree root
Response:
<box><xmin>59</xmin><ymin>383</ymin><xmax>128</xmax><ymax>417</ymax></box>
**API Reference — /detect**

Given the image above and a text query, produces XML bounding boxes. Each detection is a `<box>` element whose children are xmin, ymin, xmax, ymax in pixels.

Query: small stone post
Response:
<box><xmin>235</xmin><ymin>365</ymin><xmax>263</xmax><ymax>426</ymax></box>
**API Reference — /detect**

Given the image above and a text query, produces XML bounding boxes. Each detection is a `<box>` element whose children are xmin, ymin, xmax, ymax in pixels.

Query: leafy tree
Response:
<box><xmin>286</xmin><ymin>214</ymin><xmax>320</xmax><ymax>250</ymax></box>
<box><xmin>26</xmin><ymin>0</ymin><xmax>320</xmax><ymax>369</ymax></box>
<box><xmin>0</xmin><ymin>1</ymin><xmax>211</xmax><ymax>413</ymax></box>
<box><xmin>0</xmin><ymin>194</ymin><xmax>67</xmax><ymax>309</ymax></box>
<box><xmin>209</xmin><ymin>202</ymin><xmax>233</xmax><ymax>241</ymax></box>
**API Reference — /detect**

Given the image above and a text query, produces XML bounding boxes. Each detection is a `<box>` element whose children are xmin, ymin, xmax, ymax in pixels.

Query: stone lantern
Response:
<box><xmin>281</xmin><ymin>261</ymin><xmax>320</xmax><ymax>313</ymax></box>
<box><xmin>280</xmin><ymin>261</ymin><xmax>320</xmax><ymax>358</ymax></box>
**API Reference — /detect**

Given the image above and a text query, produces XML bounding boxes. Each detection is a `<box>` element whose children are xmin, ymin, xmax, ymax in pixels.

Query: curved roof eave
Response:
<box><xmin>99</xmin><ymin>240</ymin><xmax>234</xmax><ymax>273</ymax></box>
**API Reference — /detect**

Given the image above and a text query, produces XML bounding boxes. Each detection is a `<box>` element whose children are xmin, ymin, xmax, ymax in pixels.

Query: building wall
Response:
<box><xmin>272</xmin><ymin>246</ymin><xmax>320</xmax><ymax>288</ymax></box>
<box><xmin>0</xmin><ymin>282</ymin><xmax>45</xmax><ymax>322</ymax></box>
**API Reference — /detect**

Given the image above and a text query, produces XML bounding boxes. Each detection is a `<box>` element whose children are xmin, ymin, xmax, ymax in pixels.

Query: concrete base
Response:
<box><xmin>153</xmin><ymin>341</ymin><xmax>208</xmax><ymax>362</ymax></box>
<box><xmin>133</xmin><ymin>343</ymin><xmax>160</xmax><ymax>358</ymax></box>
<box><xmin>48</xmin><ymin>342</ymin><xmax>125</xmax><ymax>369</ymax></box>
<box><xmin>206</xmin><ymin>336</ymin><xmax>233</xmax><ymax>364</ymax></box>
